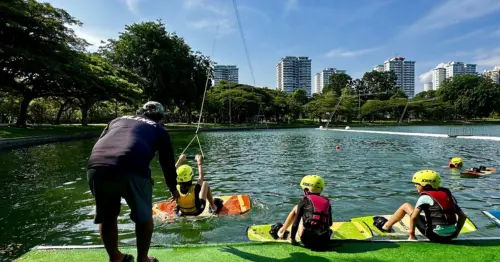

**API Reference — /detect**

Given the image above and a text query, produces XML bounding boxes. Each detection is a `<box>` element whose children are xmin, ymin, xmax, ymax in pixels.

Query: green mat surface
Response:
<box><xmin>16</xmin><ymin>240</ymin><xmax>500</xmax><ymax>262</ymax></box>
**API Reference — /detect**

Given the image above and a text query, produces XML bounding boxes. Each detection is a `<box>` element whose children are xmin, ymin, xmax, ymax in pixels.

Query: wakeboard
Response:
<box><xmin>351</xmin><ymin>214</ymin><xmax>477</xmax><ymax>237</ymax></box>
<box><xmin>247</xmin><ymin>221</ymin><xmax>373</xmax><ymax>242</ymax></box>
<box><xmin>461</xmin><ymin>168</ymin><xmax>496</xmax><ymax>178</ymax></box>
<box><xmin>153</xmin><ymin>194</ymin><xmax>251</xmax><ymax>222</ymax></box>
<box><xmin>482</xmin><ymin>210</ymin><xmax>500</xmax><ymax>227</ymax></box>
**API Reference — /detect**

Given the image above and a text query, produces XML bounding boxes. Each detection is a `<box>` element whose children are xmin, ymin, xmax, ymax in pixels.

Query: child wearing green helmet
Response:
<box><xmin>373</xmin><ymin>170</ymin><xmax>467</xmax><ymax>242</ymax></box>
<box><xmin>174</xmin><ymin>154</ymin><xmax>222</xmax><ymax>216</ymax></box>
<box><xmin>270</xmin><ymin>175</ymin><xmax>333</xmax><ymax>249</ymax></box>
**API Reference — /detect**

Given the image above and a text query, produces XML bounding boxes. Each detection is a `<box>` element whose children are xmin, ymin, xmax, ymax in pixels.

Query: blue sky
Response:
<box><xmin>41</xmin><ymin>0</ymin><xmax>500</xmax><ymax>94</ymax></box>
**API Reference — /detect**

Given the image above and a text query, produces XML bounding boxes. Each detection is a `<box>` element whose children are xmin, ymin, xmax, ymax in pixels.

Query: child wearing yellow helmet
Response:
<box><xmin>448</xmin><ymin>157</ymin><xmax>463</xmax><ymax>168</ymax></box>
<box><xmin>270</xmin><ymin>175</ymin><xmax>332</xmax><ymax>249</ymax></box>
<box><xmin>174</xmin><ymin>154</ymin><xmax>222</xmax><ymax>216</ymax></box>
<box><xmin>373</xmin><ymin>170</ymin><xmax>467</xmax><ymax>242</ymax></box>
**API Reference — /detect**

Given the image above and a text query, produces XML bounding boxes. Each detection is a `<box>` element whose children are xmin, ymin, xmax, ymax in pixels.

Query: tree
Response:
<box><xmin>438</xmin><ymin>75</ymin><xmax>500</xmax><ymax>119</ymax></box>
<box><xmin>0</xmin><ymin>0</ymin><xmax>86</xmax><ymax>126</ymax></box>
<box><xmin>73</xmin><ymin>54</ymin><xmax>141</xmax><ymax>125</ymax></box>
<box><xmin>361</xmin><ymin>70</ymin><xmax>398</xmax><ymax>100</ymax></box>
<box><xmin>323</xmin><ymin>73</ymin><xmax>352</xmax><ymax>96</ymax></box>
<box><xmin>101</xmin><ymin>20</ymin><xmax>211</xmax><ymax>120</ymax></box>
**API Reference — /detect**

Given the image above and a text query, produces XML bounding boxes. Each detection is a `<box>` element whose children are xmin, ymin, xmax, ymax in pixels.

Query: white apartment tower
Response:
<box><xmin>312</xmin><ymin>68</ymin><xmax>346</xmax><ymax>94</ymax></box>
<box><xmin>484</xmin><ymin>66</ymin><xmax>500</xmax><ymax>84</ymax></box>
<box><xmin>445</xmin><ymin>62</ymin><xmax>465</xmax><ymax>78</ymax></box>
<box><xmin>373</xmin><ymin>65</ymin><xmax>384</xmax><ymax>72</ymax></box>
<box><xmin>276</xmin><ymin>56</ymin><xmax>312</xmax><ymax>96</ymax></box>
<box><xmin>423</xmin><ymin>82</ymin><xmax>433</xmax><ymax>92</ymax></box>
<box><xmin>213</xmin><ymin>65</ymin><xmax>239</xmax><ymax>86</ymax></box>
<box><xmin>432</xmin><ymin>67</ymin><xmax>446</xmax><ymax>90</ymax></box>
<box><xmin>384</xmin><ymin>57</ymin><xmax>415</xmax><ymax>98</ymax></box>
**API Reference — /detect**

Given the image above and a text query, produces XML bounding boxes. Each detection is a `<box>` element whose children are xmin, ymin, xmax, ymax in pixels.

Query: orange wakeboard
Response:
<box><xmin>153</xmin><ymin>194</ymin><xmax>251</xmax><ymax>222</ymax></box>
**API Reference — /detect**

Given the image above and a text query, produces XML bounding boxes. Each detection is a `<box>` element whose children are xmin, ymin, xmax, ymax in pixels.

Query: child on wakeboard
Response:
<box><xmin>270</xmin><ymin>175</ymin><xmax>332</xmax><ymax>249</ymax></box>
<box><xmin>373</xmin><ymin>170</ymin><xmax>467</xmax><ymax>242</ymax></box>
<box><xmin>174</xmin><ymin>154</ymin><xmax>222</xmax><ymax>216</ymax></box>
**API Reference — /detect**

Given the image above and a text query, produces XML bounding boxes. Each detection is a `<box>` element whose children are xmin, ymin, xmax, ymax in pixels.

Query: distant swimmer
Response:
<box><xmin>270</xmin><ymin>175</ymin><xmax>333</xmax><ymax>249</ymax></box>
<box><xmin>448</xmin><ymin>157</ymin><xmax>463</xmax><ymax>168</ymax></box>
<box><xmin>373</xmin><ymin>170</ymin><xmax>467</xmax><ymax>242</ymax></box>
<box><xmin>174</xmin><ymin>154</ymin><xmax>222</xmax><ymax>216</ymax></box>
<box><xmin>335</xmin><ymin>145</ymin><xmax>340</xmax><ymax>150</ymax></box>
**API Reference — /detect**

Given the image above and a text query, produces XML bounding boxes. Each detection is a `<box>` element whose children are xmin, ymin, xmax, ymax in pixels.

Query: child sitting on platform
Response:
<box><xmin>270</xmin><ymin>175</ymin><xmax>333</xmax><ymax>249</ymax></box>
<box><xmin>373</xmin><ymin>170</ymin><xmax>467</xmax><ymax>242</ymax></box>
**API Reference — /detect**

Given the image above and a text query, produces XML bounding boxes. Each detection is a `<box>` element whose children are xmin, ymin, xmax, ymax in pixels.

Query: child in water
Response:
<box><xmin>373</xmin><ymin>170</ymin><xmax>467</xmax><ymax>242</ymax></box>
<box><xmin>271</xmin><ymin>175</ymin><xmax>333</xmax><ymax>249</ymax></box>
<box><xmin>174</xmin><ymin>154</ymin><xmax>222</xmax><ymax>216</ymax></box>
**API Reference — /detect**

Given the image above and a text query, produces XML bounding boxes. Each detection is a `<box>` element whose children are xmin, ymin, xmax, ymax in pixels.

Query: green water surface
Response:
<box><xmin>1</xmin><ymin>126</ymin><xmax>500</xmax><ymax>261</ymax></box>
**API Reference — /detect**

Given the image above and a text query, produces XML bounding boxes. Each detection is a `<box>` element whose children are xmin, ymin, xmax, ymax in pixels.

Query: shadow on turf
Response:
<box><xmin>219</xmin><ymin>244</ymin><xmax>388</xmax><ymax>262</ymax></box>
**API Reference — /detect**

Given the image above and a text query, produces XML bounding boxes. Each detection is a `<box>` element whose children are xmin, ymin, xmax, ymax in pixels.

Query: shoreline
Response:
<box><xmin>2</xmin><ymin>121</ymin><xmax>500</xmax><ymax>151</ymax></box>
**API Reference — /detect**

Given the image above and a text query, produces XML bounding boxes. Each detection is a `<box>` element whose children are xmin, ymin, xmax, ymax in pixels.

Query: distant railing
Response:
<box><xmin>448</xmin><ymin>126</ymin><xmax>473</xmax><ymax>137</ymax></box>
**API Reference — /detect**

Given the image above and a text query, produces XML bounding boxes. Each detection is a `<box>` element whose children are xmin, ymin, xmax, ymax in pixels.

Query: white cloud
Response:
<box><xmin>183</xmin><ymin>0</ymin><xmax>228</xmax><ymax>16</ymax></box>
<box><xmin>405</xmin><ymin>0</ymin><xmax>500</xmax><ymax>34</ymax></box>
<box><xmin>474</xmin><ymin>55</ymin><xmax>500</xmax><ymax>67</ymax></box>
<box><xmin>70</xmin><ymin>25</ymin><xmax>112</xmax><ymax>52</ymax></box>
<box><xmin>188</xmin><ymin>18</ymin><xmax>234</xmax><ymax>36</ymax></box>
<box><xmin>123</xmin><ymin>0</ymin><xmax>140</xmax><ymax>14</ymax></box>
<box><xmin>285</xmin><ymin>0</ymin><xmax>299</xmax><ymax>13</ymax></box>
<box><xmin>325</xmin><ymin>47</ymin><xmax>378</xmax><ymax>58</ymax></box>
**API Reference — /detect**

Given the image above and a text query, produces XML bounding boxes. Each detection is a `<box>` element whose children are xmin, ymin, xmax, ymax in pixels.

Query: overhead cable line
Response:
<box><xmin>232</xmin><ymin>0</ymin><xmax>256</xmax><ymax>86</ymax></box>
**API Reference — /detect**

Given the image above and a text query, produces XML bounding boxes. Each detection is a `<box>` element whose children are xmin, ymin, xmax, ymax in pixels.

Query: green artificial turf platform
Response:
<box><xmin>16</xmin><ymin>239</ymin><xmax>500</xmax><ymax>262</ymax></box>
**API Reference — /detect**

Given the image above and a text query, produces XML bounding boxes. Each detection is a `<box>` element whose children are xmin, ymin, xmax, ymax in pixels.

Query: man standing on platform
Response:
<box><xmin>87</xmin><ymin>101</ymin><xmax>179</xmax><ymax>262</ymax></box>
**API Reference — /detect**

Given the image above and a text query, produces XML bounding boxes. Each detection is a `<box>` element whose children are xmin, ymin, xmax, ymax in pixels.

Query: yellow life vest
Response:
<box><xmin>176</xmin><ymin>184</ymin><xmax>197</xmax><ymax>214</ymax></box>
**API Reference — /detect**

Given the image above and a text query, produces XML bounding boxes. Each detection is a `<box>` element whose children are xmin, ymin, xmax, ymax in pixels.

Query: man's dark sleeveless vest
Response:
<box><xmin>303</xmin><ymin>194</ymin><xmax>330</xmax><ymax>230</ymax></box>
<box><xmin>420</xmin><ymin>188</ymin><xmax>457</xmax><ymax>226</ymax></box>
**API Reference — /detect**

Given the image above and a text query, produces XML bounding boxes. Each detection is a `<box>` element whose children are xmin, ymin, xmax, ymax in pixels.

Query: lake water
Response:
<box><xmin>1</xmin><ymin>125</ymin><xmax>500</xmax><ymax>261</ymax></box>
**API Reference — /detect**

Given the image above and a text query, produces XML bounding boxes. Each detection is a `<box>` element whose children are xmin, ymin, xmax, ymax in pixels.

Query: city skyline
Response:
<box><xmin>40</xmin><ymin>0</ymin><xmax>500</xmax><ymax>94</ymax></box>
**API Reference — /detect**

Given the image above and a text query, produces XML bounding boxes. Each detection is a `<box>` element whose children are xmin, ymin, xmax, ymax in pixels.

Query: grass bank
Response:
<box><xmin>16</xmin><ymin>240</ymin><xmax>500</xmax><ymax>262</ymax></box>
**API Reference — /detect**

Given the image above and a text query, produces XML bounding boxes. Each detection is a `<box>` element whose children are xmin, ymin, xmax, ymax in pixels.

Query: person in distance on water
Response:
<box><xmin>271</xmin><ymin>175</ymin><xmax>333</xmax><ymax>249</ymax></box>
<box><xmin>174</xmin><ymin>154</ymin><xmax>223</xmax><ymax>216</ymax></box>
<box><xmin>87</xmin><ymin>101</ymin><xmax>179</xmax><ymax>262</ymax></box>
<box><xmin>373</xmin><ymin>170</ymin><xmax>467</xmax><ymax>242</ymax></box>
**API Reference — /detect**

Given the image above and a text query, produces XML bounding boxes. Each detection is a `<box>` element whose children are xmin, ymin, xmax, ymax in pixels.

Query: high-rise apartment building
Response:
<box><xmin>423</xmin><ymin>82</ymin><xmax>433</xmax><ymax>92</ymax></box>
<box><xmin>312</xmin><ymin>68</ymin><xmax>346</xmax><ymax>94</ymax></box>
<box><xmin>373</xmin><ymin>65</ymin><xmax>384</xmax><ymax>72</ymax></box>
<box><xmin>213</xmin><ymin>65</ymin><xmax>238</xmax><ymax>86</ymax></box>
<box><xmin>465</xmin><ymin>64</ymin><xmax>477</xmax><ymax>75</ymax></box>
<box><xmin>432</xmin><ymin>67</ymin><xmax>446</xmax><ymax>90</ymax></box>
<box><xmin>384</xmin><ymin>57</ymin><xmax>415</xmax><ymax>98</ymax></box>
<box><xmin>445</xmin><ymin>62</ymin><xmax>465</xmax><ymax>78</ymax></box>
<box><xmin>276</xmin><ymin>56</ymin><xmax>312</xmax><ymax>96</ymax></box>
<box><xmin>484</xmin><ymin>66</ymin><xmax>500</xmax><ymax>84</ymax></box>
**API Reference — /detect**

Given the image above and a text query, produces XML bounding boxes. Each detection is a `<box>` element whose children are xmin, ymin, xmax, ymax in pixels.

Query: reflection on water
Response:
<box><xmin>1</xmin><ymin>126</ymin><xmax>500</xmax><ymax>261</ymax></box>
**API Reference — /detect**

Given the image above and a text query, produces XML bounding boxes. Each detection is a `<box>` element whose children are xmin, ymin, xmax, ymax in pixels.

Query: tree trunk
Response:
<box><xmin>16</xmin><ymin>94</ymin><xmax>33</xmax><ymax>127</ymax></box>
<box><xmin>80</xmin><ymin>104</ymin><xmax>89</xmax><ymax>126</ymax></box>
<box><xmin>55</xmin><ymin>100</ymin><xmax>71</xmax><ymax>125</ymax></box>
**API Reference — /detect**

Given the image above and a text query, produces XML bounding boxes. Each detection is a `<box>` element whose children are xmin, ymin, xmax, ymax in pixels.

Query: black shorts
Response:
<box><xmin>181</xmin><ymin>199</ymin><xmax>206</xmax><ymax>216</ymax></box>
<box><xmin>88</xmin><ymin>168</ymin><xmax>153</xmax><ymax>224</ymax></box>
<box><xmin>300</xmin><ymin>228</ymin><xmax>332</xmax><ymax>249</ymax></box>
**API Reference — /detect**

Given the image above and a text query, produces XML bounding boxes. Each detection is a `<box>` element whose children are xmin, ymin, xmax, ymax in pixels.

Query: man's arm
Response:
<box><xmin>158</xmin><ymin>130</ymin><xmax>179</xmax><ymax>197</ymax></box>
<box><xmin>195</xmin><ymin>154</ymin><xmax>204</xmax><ymax>184</ymax></box>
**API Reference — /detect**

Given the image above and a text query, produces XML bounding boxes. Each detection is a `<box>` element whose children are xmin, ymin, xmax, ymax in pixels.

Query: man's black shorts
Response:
<box><xmin>88</xmin><ymin>168</ymin><xmax>153</xmax><ymax>224</ymax></box>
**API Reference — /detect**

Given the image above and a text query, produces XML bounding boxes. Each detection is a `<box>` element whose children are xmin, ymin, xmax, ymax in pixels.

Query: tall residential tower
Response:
<box><xmin>313</xmin><ymin>68</ymin><xmax>346</xmax><ymax>94</ymax></box>
<box><xmin>384</xmin><ymin>57</ymin><xmax>415</xmax><ymax>98</ymax></box>
<box><xmin>276</xmin><ymin>56</ymin><xmax>312</xmax><ymax>96</ymax></box>
<box><xmin>213</xmin><ymin>65</ymin><xmax>239</xmax><ymax>86</ymax></box>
